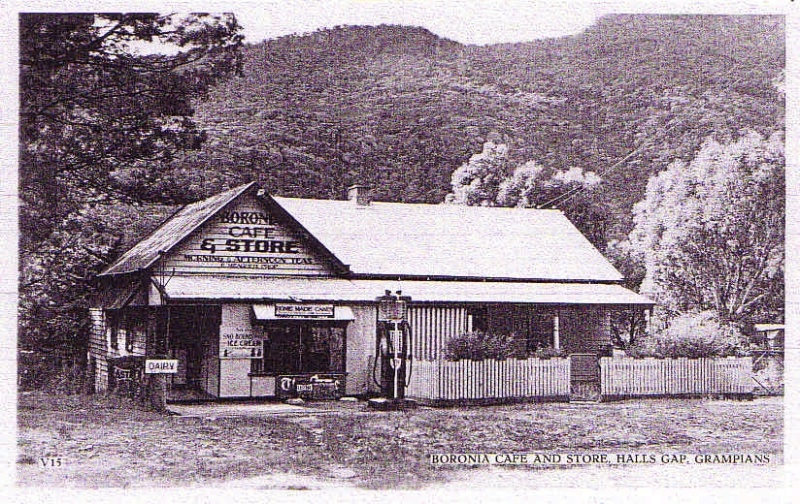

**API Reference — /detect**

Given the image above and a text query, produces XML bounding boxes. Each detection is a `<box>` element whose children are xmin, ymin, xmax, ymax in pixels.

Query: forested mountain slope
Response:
<box><xmin>128</xmin><ymin>14</ymin><xmax>784</xmax><ymax>240</ymax></box>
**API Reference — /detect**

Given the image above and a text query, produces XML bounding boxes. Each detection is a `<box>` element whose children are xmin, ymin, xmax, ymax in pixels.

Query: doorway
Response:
<box><xmin>165</xmin><ymin>305</ymin><xmax>221</xmax><ymax>402</ymax></box>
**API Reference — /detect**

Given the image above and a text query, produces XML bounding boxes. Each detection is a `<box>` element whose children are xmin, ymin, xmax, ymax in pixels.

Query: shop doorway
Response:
<box><xmin>166</xmin><ymin>305</ymin><xmax>221</xmax><ymax>402</ymax></box>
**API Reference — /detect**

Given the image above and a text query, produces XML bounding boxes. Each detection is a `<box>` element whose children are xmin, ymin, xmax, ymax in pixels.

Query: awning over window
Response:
<box><xmin>252</xmin><ymin>304</ymin><xmax>355</xmax><ymax>321</ymax></box>
<box><xmin>165</xmin><ymin>276</ymin><xmax>654</xmax><ymax>306</ymax></box>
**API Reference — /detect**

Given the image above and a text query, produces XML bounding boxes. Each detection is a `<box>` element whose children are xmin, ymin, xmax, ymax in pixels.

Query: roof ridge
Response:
<box><xmin>271</xmin><ymin>195</ymin><xmax>565</xmax><ymax>212</ymax></box>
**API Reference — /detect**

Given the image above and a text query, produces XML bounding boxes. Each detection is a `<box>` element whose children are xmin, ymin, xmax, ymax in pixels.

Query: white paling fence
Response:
<box><xmin>407</xmin><ymin>358</ymin><xmax>570</xmax><ymax>402</ymax></box>
<box><xmin>599</xmin><ymin>356</ymin><xmax>753</xmax><ymax>397</ymax></box>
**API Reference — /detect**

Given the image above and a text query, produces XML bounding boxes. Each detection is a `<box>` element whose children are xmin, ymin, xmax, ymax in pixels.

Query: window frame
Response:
<box><xmin>250</xmin><ymin>321</ymin><xmax>348</xmax><ymax>375</ymax></box>
<box><xmin>466</xmin><ymin>306</ymin><xmax>488</xmax><ymax>333</ymax></box>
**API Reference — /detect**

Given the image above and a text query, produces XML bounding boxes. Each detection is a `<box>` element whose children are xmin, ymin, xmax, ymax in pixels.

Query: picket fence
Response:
<box><xmin>406</xmin><ymin>358</ymin><xmax>570</xmax><ymax>401</ymax></box>
<box><xmin>599</xmin><ymin>356</ymin><xmax>753</xmax><ymax>397</ymax></box>
<box><xmin>404</xmin><ymin>356</ymin><xmax>753</xmax><ymax>402</ymax></box>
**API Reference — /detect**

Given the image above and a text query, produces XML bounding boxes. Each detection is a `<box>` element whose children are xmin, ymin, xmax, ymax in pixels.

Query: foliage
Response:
<box><xmin>496</xmin><ymin>162</ymin><xmax>608</xmax><ymax>250</ymax></box>
<box><xmin>19</xmin><ymin>13</ymin><xmax>242</xmax><ymax>369</ymax></box>
<box><xmin>533</xmin><ymin>346</ymin><xmax>566</xmax><ymax>359</ymax></box>
<box><xmin>18</xmin><ymin>354</ymin><xmax>87</xmax><ymax>395</ymax></box>
<box><xmin>627</xmin><ymin>311</ymin><xmax>747</xmax><ymax>358</ymax></box>
<box><xmin>443</xmin><ymin>331</ymin><xmax>528</xmax><ymax>361</ymax></box>
<box><xmin>497</xmin><ymin>164</ymin><xmax>600</xmax><ymax>207</ymax></box>
<box><xmin>18</xmin><ymin>202</ymin><xmax>176</xmax><ymax>360</ymax></box>
<box><xmin>445</xmin><ymin>138</ymin><xmax>510</xmax><ymax>206</ymax></box>
<box><xmin>629</xmin><ymin>131</ymin><xmax>784</xmax><ymax>324</ymax></box>
<box><xmin>444</xmin><ymin>137</ymin><xmax>610</xmax><ymax>249</ymax></box>
<box><xmin>605</xmin><ymin>240</ymin><xmax>649</xmax><ymax>347</ymax></box>
<box><xmin>608</xmin><ymin>308</ymin><xmax>649</xmax><ymax>349</ymax></box>
<box><xmin>20</xmin><ymin>13</ymin><xmax>243</xmax><ymax>248</ymax></box>
<box><xmin>185</xmin><ymin>16</ymin><xmax>782</xmax><ymax>240</ymax></box>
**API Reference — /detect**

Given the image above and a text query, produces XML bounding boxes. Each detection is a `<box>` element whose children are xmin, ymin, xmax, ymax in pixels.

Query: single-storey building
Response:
<box><xmin>90</xmin><ymin>182</ymin><xmax>652</xmax><ymax>401</ymax></box>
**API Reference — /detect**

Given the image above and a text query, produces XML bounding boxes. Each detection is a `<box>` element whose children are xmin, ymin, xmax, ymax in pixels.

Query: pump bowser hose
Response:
<box><xmin>371</xmin><ymin>322</ymin><xmax>413</xmax><ymax>389</ymax></box>
<box><xmin>371</xmin><ymin>323</ymin><xmax>386</xmax><ymax>388</ymax></box>
<box><xmin>403</xmin><ymin>320</ymin><xmax>413</xmax><ymax>386</ymax></box>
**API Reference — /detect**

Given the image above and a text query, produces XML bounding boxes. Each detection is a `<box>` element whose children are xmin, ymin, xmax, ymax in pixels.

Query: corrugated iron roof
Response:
<box><xmin>163</xmin><ymin>276</ymin><xmax>653</xmax><ymax>305</ymax></box>
<box><xmin>99</xmin><ymin>182</ymin><xmax>256</xmax><ymax>276</ymax></box>
<box><xmin>273</xmin><ymin>197</ymin><xmax>623</xmax><ymax>282</ymax></box>
<box><xmin>100</xmin><ymin>183</ymin><xmax>624</xmax><ymax>283</ymax></box>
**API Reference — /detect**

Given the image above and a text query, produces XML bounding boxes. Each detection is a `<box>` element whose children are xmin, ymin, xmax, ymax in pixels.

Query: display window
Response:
<box><xmin>251</xmin><ymin>322</ymin><xmax>346</xmax><ymax>374</ymax></box>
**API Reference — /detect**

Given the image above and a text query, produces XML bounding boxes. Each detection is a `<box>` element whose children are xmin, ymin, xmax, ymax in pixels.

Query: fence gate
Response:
<box><xmin>570</xmin><ymin>353</ymin><xmax>600</xmax><ymax>401</ymax></box>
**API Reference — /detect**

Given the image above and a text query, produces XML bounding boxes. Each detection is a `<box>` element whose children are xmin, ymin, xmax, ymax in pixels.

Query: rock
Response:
<box><xmin>286</xmin><ymin>398</ymin><xmax>305</xmax><ymax>406</ymax></box>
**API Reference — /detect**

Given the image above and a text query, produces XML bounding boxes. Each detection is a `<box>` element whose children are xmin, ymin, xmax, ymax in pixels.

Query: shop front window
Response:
<box><xmin>252</xmin><ymin>322</ymin><xmax>346</xmax><ymax>374</ymax></box>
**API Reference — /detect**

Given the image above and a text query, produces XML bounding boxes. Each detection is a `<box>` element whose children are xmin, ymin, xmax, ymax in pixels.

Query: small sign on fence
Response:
<box><xmin>145</xmin><ymin>359</ymin><xmax>179</xmax><ymax>374</ymax></box>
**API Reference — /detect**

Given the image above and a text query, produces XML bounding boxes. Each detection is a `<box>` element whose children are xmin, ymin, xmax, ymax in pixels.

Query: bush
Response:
<box><xmin>50</xmin><ymin>364</ymin><xmax>87</xmax><ymax>395</ymax></box>
<box><xmin>19</xmin><ymin>361</ymin><xmax>86</xmax><ymax>395</ymax></box>
<box><xmin>18</xmin><ymin>352</ymin><xmax>87</xmax><ymax>394</ymax></box>
<box><xmin>628</xmin><ymin>311</ymin><xmax>746</xmax><ymax>358</ymax></box>
<box><xmin>533</xmin><ymin>346</ymin><xmax>566</xmax><ymax>359</ymax></box>
<box><xmin>444</xmin><ymin>331</ymin><xmax>527</xmax><ymax>361</ymax></box>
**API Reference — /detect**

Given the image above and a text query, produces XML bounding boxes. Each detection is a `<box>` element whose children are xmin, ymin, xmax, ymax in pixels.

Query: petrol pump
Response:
<box><xmin>369</xmin><ymin>290</ymin><xmax>416</xmax><ymax>410</ymax></box>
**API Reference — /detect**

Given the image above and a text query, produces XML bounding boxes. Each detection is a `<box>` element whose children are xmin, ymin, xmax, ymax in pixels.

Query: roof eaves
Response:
<box><xmin>347</xmin><ymin>273</ymin><xmax>625</xmax><ymax>284</ymax></box>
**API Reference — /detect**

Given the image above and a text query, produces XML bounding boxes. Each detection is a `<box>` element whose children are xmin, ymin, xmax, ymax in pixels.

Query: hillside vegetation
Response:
<box><xmin>123</xmin><ymin>14</ymin><xmax>784</xmax><ymax>240</ymax></box>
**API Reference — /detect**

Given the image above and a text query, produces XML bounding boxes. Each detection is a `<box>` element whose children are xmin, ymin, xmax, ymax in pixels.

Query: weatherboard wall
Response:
<box><xmin>160</xmin><ymin>194</ymin><xmax>334</xmax><ymax>277</ymax></box>
<box><xmin>344</xmin><ymin>304</ymin><xmax>377</xmax><ymax>396</ymax></box>
<box><xmin>559</xmin><ymin>306</ymin><xmax>610</xmax><ymax>353</ymax></box>
<box><xmin>407</xmin><ymin>306</ymin><xmax>468</xmax><ymax>360</ymax></box>
<box><xmin>217</xmin><ymin>304</ymin><xmax>253</xmax><ymax>398</ymax></box>
<box><xmin>88</xmin><ymin>308</ymin><xmax>109</xmax><ymax>393</ymax></box>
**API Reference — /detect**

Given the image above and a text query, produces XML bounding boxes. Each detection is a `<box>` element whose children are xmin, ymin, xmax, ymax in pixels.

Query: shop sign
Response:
<box><xmin>276</xmin><ymin>374</ymin><xmax>345</xmax><ymax>399</ymax></box>
<box><xmin>275</xmin><ymin>303</ymin><xmax>334</xmax><ymax>318</ymax></box>
<box><xmin>220</xmin><ymin>329</ymin><xmax>264</xmax><ymax>358</ymax></box>
<box><xmin>175</xmin><ymin>206</ymin><xmax>318</xmax><ymax>272</ymax></box>
<box><xmin>144</xmin><ymin>359</ymin><xmax>179</xmax><ymax>374</ymax></box>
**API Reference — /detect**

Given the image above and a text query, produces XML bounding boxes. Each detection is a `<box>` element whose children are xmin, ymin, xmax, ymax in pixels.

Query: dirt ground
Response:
<box><xmin>16</xmin><ymin>392</ymin><xmax>783</xmax><ymax>490</ymax></box>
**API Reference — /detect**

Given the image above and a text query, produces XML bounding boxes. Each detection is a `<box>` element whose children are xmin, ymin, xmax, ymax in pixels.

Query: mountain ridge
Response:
<box><xmin>130</xmin><ymin>14</ymin><xmax>783</xmax><ymax>241</ymax></box>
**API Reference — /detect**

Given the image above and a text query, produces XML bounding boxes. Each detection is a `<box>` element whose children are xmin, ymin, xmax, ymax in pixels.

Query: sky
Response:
<box><xmin>215</xmin><ymin>0</ymin><xmax>792</xmax><ymax>46</ymax></box>
<box><xmin>6</xmin><ymin>0</ymin><xmax>793</xmax><ymax>47</ymax></box>
<box><xmin>232</xmin><ymin>0</ymin><xmax>600</xmax><ymax>45</ymax></box>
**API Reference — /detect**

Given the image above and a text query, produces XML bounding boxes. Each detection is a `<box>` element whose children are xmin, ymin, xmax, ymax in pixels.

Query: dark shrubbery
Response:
<box><xmin>533</xmin><ymin>346</ymin><xmax>567</xmax><ymax>359</ymax></box>
<box><xmin>18</xmin><ymin>355</ymin><xmax>87</xmax><ymax>395</ymax></box>
<box><xmin>444</xmin><ymin>331</ymin><xmax>526</xmax><ymax>361</ymax></box>
<box><xmin>444</xmin><ymin>331</ymin><xmax>566</xmax><ymax>361</ymax></box>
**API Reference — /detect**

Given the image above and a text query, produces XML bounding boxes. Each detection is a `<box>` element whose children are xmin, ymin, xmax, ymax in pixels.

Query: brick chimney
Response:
<box><xmin>347</xmin><ymin>184</ymin><xmax>372</xmax><ymax>206</ymax></box>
